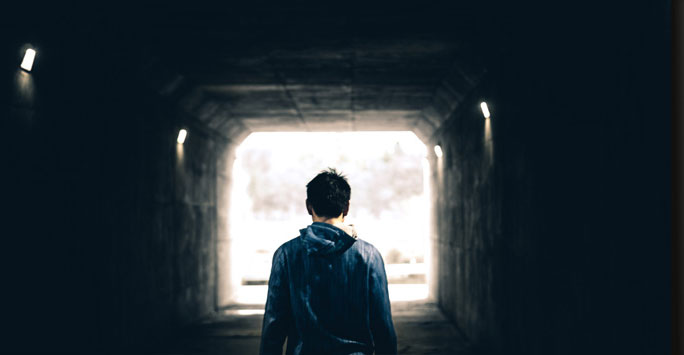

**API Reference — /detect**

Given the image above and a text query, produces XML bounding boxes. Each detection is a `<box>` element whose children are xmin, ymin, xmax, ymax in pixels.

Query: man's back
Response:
<box><xmin>260</xmin><ymin>222</ymin><xmax>397</xmax><ymax>355</ymax></box>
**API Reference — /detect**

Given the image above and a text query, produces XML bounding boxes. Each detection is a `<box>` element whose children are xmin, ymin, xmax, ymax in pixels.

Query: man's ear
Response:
<box><xmin>342</xmin><ymin>200</ymin><xmax>350</xmax><ymax>217</ymax></box>
<box><xmin>306</xmin><ymin>199</ymin><xmax>313</xmax><ymax>216</ymax></box>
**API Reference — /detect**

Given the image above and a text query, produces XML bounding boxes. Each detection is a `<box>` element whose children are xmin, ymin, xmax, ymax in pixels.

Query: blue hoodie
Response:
<box><xmin>260</xmin><ymin>222</ymin><xmax>397</xmax><ymax>355</ymax></box>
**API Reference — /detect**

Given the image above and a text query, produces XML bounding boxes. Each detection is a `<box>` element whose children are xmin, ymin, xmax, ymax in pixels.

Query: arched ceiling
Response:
<box><xmin>139</xmin><ymin>1</ymin><xmax>498</xmax><ymax>142</ymax></box>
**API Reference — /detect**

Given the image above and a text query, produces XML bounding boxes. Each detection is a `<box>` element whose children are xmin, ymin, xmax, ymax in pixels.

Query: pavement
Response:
<box><xmin>156</xmin><ymin>300</ymin><xmax>483</xmax><ymax>355</ymax></box>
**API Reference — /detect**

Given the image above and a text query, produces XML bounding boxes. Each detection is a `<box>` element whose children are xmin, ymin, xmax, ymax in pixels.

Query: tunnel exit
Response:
<box><xmin>221</xmin><ymin>131</ymin><xmax>431</xmax><ymax>307</ymax></box>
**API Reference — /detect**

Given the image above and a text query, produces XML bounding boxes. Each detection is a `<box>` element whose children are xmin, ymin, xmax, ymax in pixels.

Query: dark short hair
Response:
<box><xmin>306</xmin><ymin>168</ymin><xmax>351</xmax><ymax>218</ymax></box>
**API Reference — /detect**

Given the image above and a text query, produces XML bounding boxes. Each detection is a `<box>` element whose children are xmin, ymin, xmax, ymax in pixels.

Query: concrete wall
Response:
<box><xmin>431</xmin><ymin>3</ymin><xmax>671</xmax><ymax>353</ymax></box>
<box><xmin>216</xmin><ymin>140</ymin><xmax>237</xmax><ymax>308</ymax></box>
<box><xmin>96</xmin><ymin>102</ymin><xmax>223</xmax><ymax>348</ymax></box>
<box><xmin>1</xmin><ymin>19</ymin><xmax>231</xmax><ymax>351</ymax></box>
<box><xmin>2</xmin><ymin>21</ymin><xmax>104</xmax><ymax>351</ymax></box>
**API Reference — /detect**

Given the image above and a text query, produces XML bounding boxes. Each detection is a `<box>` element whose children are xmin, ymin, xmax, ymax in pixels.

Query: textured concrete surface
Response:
<box><xmin>94</xmin><ymin>102</ymin><xmax>224</xmax><ymax>347</ymax></box>
<box><xmin>0</xmin><ymin>1</ymin><xmax>672</xmax><ymax>354</ymax></box>
<box><xmin>159</xmin><ymin>301</ymin><xmax>483</xmax><ymax>355</ymax></box>
<box><xmin>137</xmin><ymin>4</ymin><xmax>490</xmax><ymax>142</ymax></box>
<box><xmin>429</xmin><ymin>11</ymin><xmax>671</xmax><ymax>354</ymax></box>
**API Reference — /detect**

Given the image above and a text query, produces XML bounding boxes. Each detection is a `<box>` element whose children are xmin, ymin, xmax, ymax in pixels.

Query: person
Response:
<box><xmin>259</xmin><ymin>168</ymin><xmax>397</xmax><ymax>355</ymax></box>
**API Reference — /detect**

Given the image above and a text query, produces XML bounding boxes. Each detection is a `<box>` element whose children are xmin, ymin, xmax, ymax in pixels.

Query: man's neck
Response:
<box><xmin>312</xmin><ymin>215</ymin><xmax>345</xmax><ymax>225</ymax></box>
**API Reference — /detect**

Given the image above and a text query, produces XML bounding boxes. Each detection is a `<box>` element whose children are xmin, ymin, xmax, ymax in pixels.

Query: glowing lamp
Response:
<box><xmin>20</xmin><ymin>48</ymin><xmax>36</xmax><ymax>72</ymax></box>
<box><xmin>480</xmin><ymin>102</ymin><xmax>491</xmax><ymax>119</ymax></box>
<box><xmin>177</xmin><ymin>129</ymin><xmax>188</xmax><ymax>144</ymax></box>
<box><xmin>434</xmin><ymin>145</ymin><xmax>443</xmax><ymax>158</ymax></box>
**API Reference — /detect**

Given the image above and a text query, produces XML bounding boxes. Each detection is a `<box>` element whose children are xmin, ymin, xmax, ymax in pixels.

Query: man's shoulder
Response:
<box><xmin>349</xmin><ymin>238</ymin><xmax>384</xmax><ymax>262</ymax></box>
<box><xmin>274</xmin><ymin>235</ymin><xmax>302</xmax><ymax>254</ymax></box>
<box><xmin>275</xmin><ymin>235</ymin><xmax>380</xmax><ymax>257</ymax></box>
<box><xmin>352</xmin><ymin>238</ymin><xmax>376</xmax><ymax>251</ymax></box>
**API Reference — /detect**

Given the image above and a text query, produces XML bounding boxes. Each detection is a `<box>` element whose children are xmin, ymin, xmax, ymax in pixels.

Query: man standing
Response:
<box><xmin>260</xmin><ymin>168</ymin><xmax>397</xmax><ymax>355</ymax></box>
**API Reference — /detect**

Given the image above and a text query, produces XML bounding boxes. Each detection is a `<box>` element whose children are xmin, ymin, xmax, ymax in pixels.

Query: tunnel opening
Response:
<box><xmin>218</xmin><ymin>131</ymin><xmax>432</xmax><ymax>309</ymax></box>
<box><xmin>0</xmin><ymin>1</ymin><xmax>673</xmax><ymax>353</ymax></box>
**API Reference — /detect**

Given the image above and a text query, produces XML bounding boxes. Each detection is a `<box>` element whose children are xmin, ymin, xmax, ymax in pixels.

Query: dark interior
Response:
<box><xmin>1</xmin><ymin>1</ymin><xmax>672</xmax><ymax>353</ymax></box>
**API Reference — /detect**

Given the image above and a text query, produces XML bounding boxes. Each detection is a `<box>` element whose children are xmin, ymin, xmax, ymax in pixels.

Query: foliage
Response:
<box><xmin>239</xmin><ymin>138</ymin><xmax>425</xmax><ymax>219</ymax></box>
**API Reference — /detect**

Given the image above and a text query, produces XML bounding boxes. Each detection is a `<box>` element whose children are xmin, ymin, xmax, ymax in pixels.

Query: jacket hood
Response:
<box><xmin>299</xmin><ymin>222</ymin><xmax>357</xmax><ymax>256</ymax></box>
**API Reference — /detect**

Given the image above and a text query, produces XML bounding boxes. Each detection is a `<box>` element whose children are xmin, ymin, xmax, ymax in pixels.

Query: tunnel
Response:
<box><xmin>1</xmin><ymin>0</ymin><xmax>674</xmax><ymax>354</ymax></box>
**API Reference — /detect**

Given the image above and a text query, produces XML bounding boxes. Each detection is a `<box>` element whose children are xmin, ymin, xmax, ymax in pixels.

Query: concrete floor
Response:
<box><xmin>161</xmin><ymin>301</ymin><xmax>482</xmax><ymax>354</ymax></box>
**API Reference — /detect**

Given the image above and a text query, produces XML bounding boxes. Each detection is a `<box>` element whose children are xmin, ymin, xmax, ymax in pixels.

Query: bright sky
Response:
<box><xmin>237</xmin><ymin>131</ymin><xmax>427</xmax><ymax>158</ymax></box>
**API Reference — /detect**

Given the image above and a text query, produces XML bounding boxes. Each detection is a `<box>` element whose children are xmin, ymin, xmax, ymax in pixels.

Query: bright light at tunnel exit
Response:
<box><xmin>177</xmin><ymin>129</ymin><xmax>188</xmax><ymax>144</ymax></box>
<box><xmin>480</xmin><ymin>101</ymin><xmax>491</xmax><ymax>119</ymax></box>
<box><xmin>20</xmin><ymin>48</ymin><xmax>36</xmax><ymax>72</ymax></box>
<box><xmin>225</xmin><ymin>131</ymin><xmax>431</xmax><ymax>306</ymax></box>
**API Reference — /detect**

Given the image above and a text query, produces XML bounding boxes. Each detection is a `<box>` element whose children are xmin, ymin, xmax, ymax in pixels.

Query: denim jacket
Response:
<box><xmin>260</xmin><ymin>222</ymin><xmax>397</xmax><ymax>355</ymax></box>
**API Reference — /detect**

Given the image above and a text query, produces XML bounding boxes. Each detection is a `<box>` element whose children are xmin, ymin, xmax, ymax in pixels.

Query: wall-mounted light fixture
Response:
<box><xmin>177</xmin><ymin>129</ymin><xmax>188</xmax><ymax>144</ymax></box>
<box><xmin>480</xmin><ymin>102</ymin><xmax>491</xmax><ymax>119</ymax></box>
<box><xmin>20</xmin><ymin>48</ymin><xmax>36</xmax><ymax>72</ymax></box>
<box><xmin>434</xmin><ymin>144</ymin><xmax>443</xmax><ymax>158</ymax></box>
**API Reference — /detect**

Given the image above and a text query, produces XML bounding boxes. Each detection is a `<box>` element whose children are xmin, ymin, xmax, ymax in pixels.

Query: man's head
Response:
<box><xmin>306</xmin><ymin>168</ymin><xmax>351</xmax><ymax>219</ymax></box>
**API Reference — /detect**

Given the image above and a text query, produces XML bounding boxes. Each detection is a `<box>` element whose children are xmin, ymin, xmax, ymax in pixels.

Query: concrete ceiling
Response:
<box><xmin>139</xmin><ymin>2</ymin><xmax>495</xmax><ymax>142</ymax></box>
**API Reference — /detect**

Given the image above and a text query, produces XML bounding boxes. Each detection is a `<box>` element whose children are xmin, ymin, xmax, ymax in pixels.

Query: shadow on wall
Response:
<box><xmin>430</xmin><ymin>8</ymin><xmax>671</xmax><ymax>354</ymax></box>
